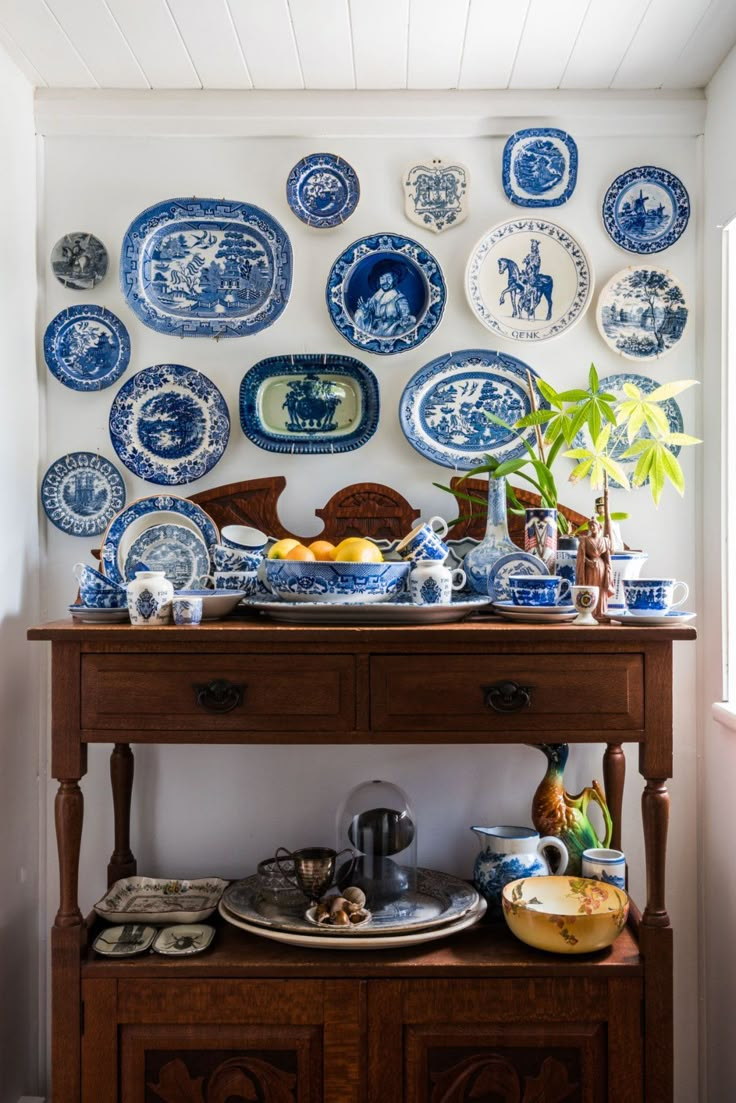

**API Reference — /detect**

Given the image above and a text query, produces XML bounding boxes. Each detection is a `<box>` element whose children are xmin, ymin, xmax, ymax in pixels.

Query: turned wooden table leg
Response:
<box><xmin>55</xmin><ymin>778</ymin><xmax>83</xmax><ymax>927</ymax></box>
<box><xmin>108</xmin><ymin>742</ymin><xmax>137</xmax><ymax>885</ymax></box>
<box><xmin>642</xmin><ymin>778</ymin><xmax>670</xmax><ymax>928</ymax></box>
<box><xmin>603</xmin><ymin>742</ymin><xmax>625</xmax><ymax>852</ymax></box>
<box><xmin>53</xmin><ymin>775</ymin><xmax>85</xmax><ymax>1103</ymax></box>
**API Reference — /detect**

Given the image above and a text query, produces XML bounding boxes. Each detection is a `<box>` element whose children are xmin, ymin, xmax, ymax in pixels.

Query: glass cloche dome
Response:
<box><xmin>335</xmin><ymin>779</ymin><xmax>417</xmax><ymax>906</ymax></box>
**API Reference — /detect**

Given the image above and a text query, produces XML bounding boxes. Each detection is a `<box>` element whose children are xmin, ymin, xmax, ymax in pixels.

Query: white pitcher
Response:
<box><xmin>472</xmin><ymin>825</ymin><xmax>568</xmax><ymax>919</ymax></box>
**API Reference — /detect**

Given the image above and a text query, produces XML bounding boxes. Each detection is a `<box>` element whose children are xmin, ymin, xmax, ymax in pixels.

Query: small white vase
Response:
<box><xmin>409</xmin><ymin>560</ymin><xmax>466</xmax><ymax>605</ymax></box>
<box><xmin>126</xmin><ymin>571</ymin><xmax>174</xmax><ymax>626</ymax></box>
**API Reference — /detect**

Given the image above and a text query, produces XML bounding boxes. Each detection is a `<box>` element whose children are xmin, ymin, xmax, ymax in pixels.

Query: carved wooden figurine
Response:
<box><xmin>575</xmin><ymin>516</ymin><xmax>614</xmax><ymax>617</ymax></box>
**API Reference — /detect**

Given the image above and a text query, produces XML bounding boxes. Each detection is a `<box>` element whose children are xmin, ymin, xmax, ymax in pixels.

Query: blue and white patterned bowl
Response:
<box><xmin>73</xmin><ymin>562</ymin><xmax>127</xmax><ymax>608</ymax></box>
<box><xmin>264</xmin><ymin>560</ymin><xmax>410</xmax><ymax>604</ymax></box>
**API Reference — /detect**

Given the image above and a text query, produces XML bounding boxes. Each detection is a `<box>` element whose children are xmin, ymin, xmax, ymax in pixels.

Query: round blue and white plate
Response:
<box><xmin>51</xmin><ymin>232</ymin><xmax>108</xmax><ymax>290</ymax></box>
<box><xmin>41</xmin><ymin>452</ymin><xmax>126</xmax><ymax>537</ymax></box>
<box><xmin>596</xmin><ymin>268</ymin><xmax>688</xmax><ymax>360</ymax></box>
<box><xmin>326</xmin><ymin>232</ymin><xmax>446</xmax><ymax>355</ymax></box>
<box><xmin>109</xmin><ymin>364</ymin><xmax>230</xmax><ymax>485</ymax></box>
<box><xmin>123</xmin><ymin>523</ymin><xmax>210</xmax><ymax>589</ymax></box>
<box><xmin>44</xmin><ymin>305</ymin><xmax>130</xmax><ymax>391</ymax></box>
<box><xmin>602</xmin><ymin>166</ymin><xmax>690</xmax><ymax>254</ymax></box>
<box><xmin>485</xmin><ymin>551</ymin><xmax>549</xmax><ymax>602</ymax></box>
<box><xmin>68</xmin><ymin>605</ymin><xmax>130</xmax><ymax>623</ymax></box>
<box><xmin>399</xmin><ymin>349</ymin><xmax>548</xmax><ymax>470</ymax></box>
<box><xmin>100</xmin><ymin>494</ymin><xmax>219</xmax><ymax>585</ymax></box>
<box><xmin>609</xmin><ymin>610</ymin><xmax>695</xmax><ymax>627</ymax></box>
<box><xmin>286</xmin><ymin>153</ymin><xmax>360</xmax><ymax>228</ymax></box>
<box><xmin>598</xmin><ymin>372</ymin><xmax>683</xmax><ymax>478</ymax></box>
<box><xmin>492</xmin><ymin>605</ymin><xmax>577</xmax><ymax>623</ymax></box>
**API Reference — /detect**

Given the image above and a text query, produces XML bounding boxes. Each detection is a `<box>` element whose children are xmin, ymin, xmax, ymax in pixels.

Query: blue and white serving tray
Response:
<box><xmin>502</xmin><ymin>129</ymin><xmax>578</xmax><ymax>207</ymax></box>
<box><xmin>109</xmin><ymin>364</ymin><xmax>230</xmax><ymax>485</ymax></box>
<box><xmin>602</xmin><ymin>166</ymin><xmax>690</xmax><ymax>254</ymax></box>
<box><xmin>120</xmin><ymin>197</ymin><xmax>292</xmax><ymax>337</ymax></box>
<box><xmin>327</xmin><ymin>232</ymin><xmax>446</xmax><ymax>355</ymax></box>
<box><xmin>41</xmin><ymin>451</ymin><xmax>126</xmax><ymax>537</ymax></box>
<box><xmin>403</xmin><ymin>159</ymin><xmax>469</xmax><ymax>233</ymax></box>
<box><xmin>44</xmin><ymin>305</ymin><xmax>130</xmax><ymax>392</ymax></box>
<box><xmin>51</xmin><ymin>232</ymin><xmax>108</xmax><ymax>290</ymax></box>
<box><xmin>596</xmin><ymin>267</ymin><xmax>688</xmax><ymax>360</ymax></box>
<box><xmin>100</xmin><ymin>494</ymin><xmax>219</xmax><ymax>585</ymax></box>
<box><xmin>399</xmin><ymin>349</ymin><xmax>547</xmax><ymax>470</ymax></box>
<box><xmin>286</xmin><ymin>153</ymin><xmax>360</xmax><ymax>228</ymax></box>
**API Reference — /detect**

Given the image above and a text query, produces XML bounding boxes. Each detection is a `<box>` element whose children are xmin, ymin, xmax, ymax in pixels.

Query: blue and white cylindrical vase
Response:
<box><xmin>463</xmin><ymin>476</ymin><xmax>518</xmax><ymax>594</ymax></box>
<box><xmin>524</xmin><ymin>507</ymin><xmax>558</xmax><ymax>571</ymax></box>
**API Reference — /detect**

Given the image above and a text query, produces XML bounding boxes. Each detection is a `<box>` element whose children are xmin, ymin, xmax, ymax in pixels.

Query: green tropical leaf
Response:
<box><xmin>568</xmin><ymin>459</ymin><xmax>593</xmax><ymax>483</ymax></box>
<box><xmin>588</xmin><ymin>363</ymin><xmax>599</xmax><ymax>391</ymax></box>
<box><xmin>555</xmin><ymin>389</ymin><xmax>591</xmax><ymax>402</ymax></box>
<box><xmin>662</xmin><ymin>432</ymin><xmax>701</xmax><ymax>446</ymax></box>
<box><xmin>660</xmin><ymin>447</ymin><xmax>686</xmax><ymax>495</ymax></box>
<box><xmin>632</xmin><ymin>450</ymin><xmax>655</xmax><ymax>487</ymax></box>
<box><xmin>536</xmin><ymin>378</ymin><xmax>563</xmax><ymax>407</ymax></box>
<box><xmin>514</xmin><ymin>410</ymin><xmax>555</xmax><ymax>428</ymax></box>
<box><xmin>650</xmin><ymin>449</ymin><xmax>666</xmax><ymax>506</ymax></box>
<box><xmin>600</xmin><ymin>456</ymin><xmax>630</xmax><ymax>489</ymax></box>
<box><xmin>649</xmin><ymin>379</ymin><xmax>698</xmax><ymax>401</ymax></box>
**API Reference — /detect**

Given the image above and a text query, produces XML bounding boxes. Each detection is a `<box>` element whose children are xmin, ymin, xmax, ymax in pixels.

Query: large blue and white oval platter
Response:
<box><xmin>41</xmin><ymin>451</ymin><xmax>126</xmax><ymax>537</ymax></box>
<box><xmin>120</xmin><ymin>197</ymin><xmax>292</xmax><ymax>337</ymax></box>
<box><xmin>44</xmin><ymin>305</ymin><xmax>130</xmax><ymax>391</ymax></box>
<box><xmin>502</xmin><ymin>128</ymin><xmax>578</xmax><ymax>207</ymax></box>
<box><xmin>100</xmin><ymin>494</ymin><xmax>219</xmax><ymax>585</ymax></box>
<box><xmin>286</xmin><ymin>153</ymin><xmax>360</xmax><ymax>228</ymax></box>
<box><xmin>596</xmin><ymin>267</ymin><xmax>688</xmax><ymax>360</ymax></box>
<box><xmin>326</xmin><ymin>232</ymin><xmax>446</xmax><ymax>355</ymax></box>
<box><xmin>602</xmin><ymin>166</ymin><xmax>690</xmax><ymax>254</ymax></box>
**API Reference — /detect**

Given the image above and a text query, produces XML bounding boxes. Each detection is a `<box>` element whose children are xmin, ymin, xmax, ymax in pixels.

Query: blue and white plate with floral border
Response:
<box><xmin>602</xmin><ymin>166</ymin><xmax>690</xmax><ymax>254</ymax></box>
<box><xmin>123</xmin><ymin>523</ymin><xmax>210</xmax><ymax>589</ymax></box>
<box><xmin>41</xmin><ymin>451</ymin><xmax>126</xmax><ymax>537</ymax></box>
<box><xmin>486</xmin><ymin>551</ymin><xmax>549</xmax><ymax>602</ymax></box>
<box><xmin>44</xmin><ymin>305</ymin><xmax>130</xmax><ymax>392</ymax></box>
<box><xmin>100</xmin><ymin>494</ymin><xmax>219</xmax><ymax>585</ymax></box>
<box><xmin>326</xmin><ymin>232</ymin><xmax>446</xmax><ymax>355</ymax></box>
<box><xmin>502</xmin><ymin>128</ymin><xmax>578</xmax><ymax>207</ymax></box>
<box><xmin>109</xmin><ymin>364</ymin><xmax>230</xmax><ymax>485</ymax></box>
<box><xmin>597</xmin><ymin>371</ymin><xmax>683</xmax><ymax>488</ymax></box>
<box><xmin>596</xmin><ymin>267</ymin><xmax>688</xmax><ymax>360</ymax></box>
<box><xmin>286</xmin><ymin>153</ymin><xmax>360</xmax><ymax>228</ymax></box>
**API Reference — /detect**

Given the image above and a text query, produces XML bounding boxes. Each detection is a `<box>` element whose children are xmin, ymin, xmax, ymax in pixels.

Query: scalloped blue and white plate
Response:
<box><xmin>326</xmin><ymin>232</ymin><xmax>446</xmax><ymax>355</ymax></box>
<box><xmin>502</xmin><ymin>128</ymin><xmax>578</xmax><ymax>207</ymax></box>
<box><xmin>109</xmin><ymin>364</ymin><xmax>230</xmax><ymax>485</ymax></box>
<box><xmin>486</xmin><ymin>551</ymin><xmax>549</xmax><ymax>602</ymax></box>
<box><xmin>596</xmin><ymin>268</ymin><xmax>688</xmax><ymax>361</ymax></box>
<box><xmin>602</xmin><ymin>166</ymin><xmax>690</xmax><ymax>254</ymax></box>
<box><xmin>286</xmin><ymin>153</ymin><xmax>360</xmax><ymax>228</ymax></box>
<box><xmin>100</xmin><ymin>494</ymin><xmax>219</xmax><ymax>585</ymax></box>
<box><xmin>44</xmin><ymin>305</ymin><xmax>130</xmax><ymax>391</ymax></box>
<box><xmin>41</xmin><ymin>451</ymin><xmax>126</xmax><ymax>537</ymax></box>
<box><xmin>123</xmin><ymin>523</ymin><xmax>210</xmax><ymax>589</ymax></box>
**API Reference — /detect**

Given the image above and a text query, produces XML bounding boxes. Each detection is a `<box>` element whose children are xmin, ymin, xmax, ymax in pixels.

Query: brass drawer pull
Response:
<box><xmin>484</xmin><ymin>681</ymin><xmax>532</xmax><ymax>713</ymax></box>
<box><xmin>195</xmin><ymin>680</ymin><xmax>244</xmax><ymax>714</ymax></box>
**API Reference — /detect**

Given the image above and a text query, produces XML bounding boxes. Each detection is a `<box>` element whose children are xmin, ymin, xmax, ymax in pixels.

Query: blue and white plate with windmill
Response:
<box><xmin>602</xmin><ymin>166</ymin><xmax>690</xmax><ymax>254</ymax></box>
<box><xmin>44</xmin><ymin>305</ymin><xmax>130</xmax><ymax>392</ymax></box>
<box><xmin>596</xmin><ymin>267</ymin><xmax>688</xmax><ymax>360</ymax></box>
<box><xmin>100</xmin><ymin>494</ymin><xmax>219</xmax><ymax>586</ymax></box>
<box><xmin>597</xmin><ymin>371</ymin><xmax>684</xmax><ymax>488</ymax></box>
<box><xmin>41</xmin><ymin>451</ymin><xmax>126</xmax><ymax>537</ymax></box>
<box><xmin>286</xmin><ymin>153</ymin><xmax>360</xmax><ymax>228</ymax></box>
<box><xmin>502</xmin><ymin>128</ymin><xmax>578</xmax><ymax>207</ymax></box>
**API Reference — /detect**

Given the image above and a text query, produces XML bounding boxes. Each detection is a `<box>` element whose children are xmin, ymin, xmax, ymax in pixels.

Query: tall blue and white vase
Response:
<box><xmin>524</xmin><ymin>506</ymin><xmax>558</xmax><ymax>571</ymax></box>
<box><xmin>556</xmin><ymin>535</ymin><xmax>579</xmax><ymax>587</ymax></box>
<box><xmin>463</xmin><ymin>476</ymin><xmax>518</xmax><ymax>593</ymax></box>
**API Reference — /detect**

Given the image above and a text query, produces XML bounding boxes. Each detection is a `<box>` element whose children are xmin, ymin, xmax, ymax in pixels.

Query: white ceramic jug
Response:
<box><xmin>409</xmin><ymin>560</ymin><xmax>465</xmax><ymax>605</ymax></box>
<box><xmin>126</xmin><ymin>570</ymin><xmax>174</xmax><ymax>626</ymax></box>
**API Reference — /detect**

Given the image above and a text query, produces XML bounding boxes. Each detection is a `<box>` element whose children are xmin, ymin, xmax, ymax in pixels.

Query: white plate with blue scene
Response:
<box><xmin>596</xmin><ymin>268</ymin><xmax>688</xmax><ymax>361</ymax></box>
<box><xmin>44</xmin><ymin>305</ymin><xmax>130</xmax><ymax>392</ymax></box>
<box><xmin>51</xmin><ymin>231</ymin><xmax>108</xmax><ymax>290</ymax></box>
<box><xmin>100</xmin><ymin>494</ymin><xmax>219</xmax><ymax>585</ymax></box>
<box><xmin>41</xmin><ymin>451</ymin><xmax>126</xmax><ymax>537</ymax></box>
<box><xmin>502</xmin><ymin>128</ymin><xmax>578</xmax><ymax>207</ymax></box>
<box><xmin>598</xmin><ymin>372</ymin><xmax>684</xmax><ymax>489</ymax></box>
<box><xmin>238</xmin><ymin>592</ymin><xmax>491</xmax><ymax>625</ymax></box>
<box><xmin>403</xmin><ymin>159</ymin><xmax>469</xmax><ymax>233</ymax></box>
<box><xmin>486</xmin><ymin>551</ymin><xmax>549</xmax><ymax>602</ymax></box>
<box><xmin>326</xmin><ymin>232</ymin><xmax>446</xmax><ymax>355</ymax></box>
<box><xmin>120</xmin><ymin>197</ymin><xmax>292</xmax><ymax>337</ymax></box>
<box><xmin>399</xmin><ymin>348</ymin><xmax>547</xmax><ymax>471</ymax></box>
<box><xmin>602</xmin><ymin>166</ymin><xmax>690</xmax><ymax>254</ymax></box>
<box><xmin>286</xmin><ymin>152</ymin><xmax>360</xmax><ymax>228</ymax></box>
<box><xmin>240</xmin><ymin>353</ymin><xmax>379</xmax><ymax>454</ymax></box>
<box><xmin>610</xmin><ymin>610</ymin><xmax>695</xmax><ymax>627</ymax></box>
<box><xmin>466</xmin><ymin>218</ymin><xmax>593</xmax><ymax>342</ymax></box>
<box><xmin>123</xmin><ymin>523</ymin><xmax>210</xmax><ymax>589</ymax></box>
<box><xmin>109</xmin><ymin>364</ymin><xmax>230</xmax><ymax>485</ymax></box>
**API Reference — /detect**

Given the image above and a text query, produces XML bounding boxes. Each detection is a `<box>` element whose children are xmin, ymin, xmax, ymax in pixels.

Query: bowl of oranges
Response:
<box><xmin>264</xmin><ymin>536</ymin><xmax>409</xmax><ymax>603</ymax></box>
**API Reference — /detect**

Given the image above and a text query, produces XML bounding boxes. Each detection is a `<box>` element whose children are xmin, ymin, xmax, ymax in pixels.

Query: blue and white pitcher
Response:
<box><xmin>471</xmin><ymin>825</ymin><xmax>568</xmax><ymax>919</ymax></box>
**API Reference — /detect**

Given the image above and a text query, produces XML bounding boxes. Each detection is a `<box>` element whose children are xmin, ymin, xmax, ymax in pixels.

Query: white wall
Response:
<box><xmin>0</xmin><ymin>50</ymin><xmax>41</xmax><ymax>1103</ymax></box>
<box><xmin>36</xmin><ymin>91</ymin><xmax>702</xmax><ymax>1099</ymax></box>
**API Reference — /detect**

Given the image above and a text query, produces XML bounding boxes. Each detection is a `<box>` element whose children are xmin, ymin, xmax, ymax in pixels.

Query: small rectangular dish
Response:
<box><xmin>94</xmin><ymin>876</ymin><xmax>229</xmax><ymax>924</ymax></box>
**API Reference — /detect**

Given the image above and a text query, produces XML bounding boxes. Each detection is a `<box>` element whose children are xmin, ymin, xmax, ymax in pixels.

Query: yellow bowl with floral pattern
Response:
<box><xmin>502</xmin><ymin>876</ymin><xmax>629</xmax><ymax>954</ymax></box>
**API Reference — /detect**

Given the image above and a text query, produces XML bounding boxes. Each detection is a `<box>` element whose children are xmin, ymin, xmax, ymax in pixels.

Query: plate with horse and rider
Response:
<box><xmin>465</xmin><ymin>218</ymin><xmax>593</xmax><ymax>342</ymax></box>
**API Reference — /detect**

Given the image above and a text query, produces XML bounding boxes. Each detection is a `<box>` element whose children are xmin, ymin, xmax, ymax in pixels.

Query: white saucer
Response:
<box><xmin>494</xmin><ymin>601</ymin><xmax>575</xmax><ymax>615</ymax></box>
<box><xmin>493</xmin><ymin>606</ymin><xmax>578</xmax><ymax>623</ymax></box>
<box><xmin>68</xmin><ymin>604</ymin><xmax>129</xmax><ymax>623</ymax></box>
<box><xmin>610</xmin><ymin>610</ymin><xmax>696</xmax><ymax>626</ymax></box>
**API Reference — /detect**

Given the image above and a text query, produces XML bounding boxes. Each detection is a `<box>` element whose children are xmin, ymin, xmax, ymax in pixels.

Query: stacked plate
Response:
<box><xmin>492</xmin><ymin>600</ymin><xmax>577</xmax><ymax>624</ymax></box>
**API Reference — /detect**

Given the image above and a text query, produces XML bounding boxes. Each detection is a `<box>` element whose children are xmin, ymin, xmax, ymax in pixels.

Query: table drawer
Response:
<box><xmin>370</xmin><ymin>653</ymin><xmax>644</xmax><ymax>733</ymax></box>
<box><xmin>81</xmin><ymin>653</ymin><xmax>355</xmax><ymax>732</ymax></box>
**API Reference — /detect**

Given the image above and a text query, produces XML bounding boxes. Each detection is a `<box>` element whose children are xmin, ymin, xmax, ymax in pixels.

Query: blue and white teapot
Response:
<box><xmin>471</xmin><ymin>825</ymin><xmax>568</xmax><ymax>919</ymax></box>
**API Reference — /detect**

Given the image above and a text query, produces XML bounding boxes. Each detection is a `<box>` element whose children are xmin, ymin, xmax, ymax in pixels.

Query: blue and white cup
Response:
<box><xmin>623</xmin><ymin>578</ymin><xmax>689</xmax><ymax>615</ymax></box>
<box><xmin>172</xmin><ymin>595</ymin><xmax>203</xmax><ymax>626</ymax></box>
<box><xmin>582</xmin><ymin>847</ymin><xmax>626</xmax><ymax>891</ymax></box>
<box><xmin>212</xmin><ymin>543</ymin><xmax>262</xmax><ymax>572</ymax></box>
<box><xmin>409</xmin><ymin>561</ymin><xmax>466</xmax><ymax>605</ymax></box>
<box><xmin>221</xmin><ymin>525</ymin><xmax>268</xmax><ymax>553</ymax></box>
<box><xmin>395</xmin><ymin>516</ymin><xmax>449</xmax><ymax>563</ymax></box>
<box><xmin>214</xmin><ymin>570</ymin><xmax>258</xmax><ymax>595</ymax></box>
<box><xmin>73</xmin><ymin>562</ymin><xmax>127</xmax><ymax>609</ymax></box>
<box><xmin>507</xmin><ymin>574</ymin><xmax>571</xmax><ymax>607</ymax></box>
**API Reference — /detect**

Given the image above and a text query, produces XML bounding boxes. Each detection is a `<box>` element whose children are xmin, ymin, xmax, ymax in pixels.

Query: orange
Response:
<box><xmin>308</xmin><ymin>540</ymin><xmax>337</xmax><ymax>560</ymax></box>
<box><xmin>267</xmin><ymin>538</ymin><xmax>301</xmax><ymax>560</ymax></box>
<box><xmin>332</xmin><ymin>537</ymin><xmax>383</xmax><ymax>563</ymax></box>
<box><xmin>285</xmin><ymin>544</ymin><xmax>316</xmax><ymax>561</ymax></box>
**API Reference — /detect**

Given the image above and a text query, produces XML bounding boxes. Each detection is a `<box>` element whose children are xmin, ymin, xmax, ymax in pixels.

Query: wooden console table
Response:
<box><xmin>28</xmin><ymin>617</ymin><xmax>694</xmax><ymax>1103</ymax></box>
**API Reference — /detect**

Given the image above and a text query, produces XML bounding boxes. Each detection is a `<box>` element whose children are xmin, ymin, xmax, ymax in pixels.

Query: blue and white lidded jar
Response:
<box><xmin>409</xmin><ymin>561</ymin><xmax>466</xmax><ymax>605</ymax></box>
<box><xmin>126</xmin><ymin>570</ymin><xmax>174</xmax><ymax>626</ymax></box>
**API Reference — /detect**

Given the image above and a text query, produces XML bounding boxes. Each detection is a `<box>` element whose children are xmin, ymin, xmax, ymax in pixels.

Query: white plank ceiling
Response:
<box><xmin>0</xmin><ymin>0</ymin><xmax>734</xmax><ymax>90</ymax></box>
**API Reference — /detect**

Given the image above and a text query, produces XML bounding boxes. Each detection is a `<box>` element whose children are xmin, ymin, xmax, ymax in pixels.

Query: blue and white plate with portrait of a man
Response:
<box><xmin>326</xmin><ymin>232</ymin><xmax>446</xmax><ymax>355</ymax></box>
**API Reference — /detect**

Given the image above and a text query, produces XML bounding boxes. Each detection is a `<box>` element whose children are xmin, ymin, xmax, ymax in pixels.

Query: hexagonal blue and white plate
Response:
<box><xmin>326</xmin><ymin>232</ymin><xmax>446</xmax><ymax>355</ymax></box>
<box><xmin>41</xmin><ymin>451</ymin><xmax>126</xmax><ymax>537</ymax></box>
<box><xmin>502</xmin><ymin>128</ymin><xmax>578</xmax><ymax>207</ymax></box>
<box><xmin>44</xmin><ymin>305</ymin><xmax>130</xmax><ymax>391</ymax></box>
<box><xmin>109</xmin><ymin>364</ymin><xmax>230</xmax><ymax>485</ymax></box>
<box><xmin>399</xmin><ymin>348</ymin><xmax>547</xmax><ymax>470</ymax></box>
<box><xmin>123</xmin><ymin>523</ymin><xmax>210</xmax><ymax>589</ymax></box>
<box><xmin>602</xmin><ymin>166</ymin><xmax>690</xmax><ymax>254</ymax></box>
<box><xmin>100</xmin><ymin>494</ymin><xmax>219</xmax><ymax>585</ymax></box>
<box><xmin>286</xmin><ymin>153</ymin><xmax>360</xmax><ymax>228</ymax></box>
<box><xmin>596</xmin><ymin>267</ymin><xmax>688</xmax><ymax>360</ymax></box>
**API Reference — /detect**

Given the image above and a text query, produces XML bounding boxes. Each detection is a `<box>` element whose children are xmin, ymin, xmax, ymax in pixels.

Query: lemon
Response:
<box><xmin>268</xmin><ymin>538</ymin><xmax>301</xmax><ymax>560</ymax></box>
<box><xmin>332</xmin><ymin>537</ymin><xmax>383</xmax><ymax>563</ymax></box>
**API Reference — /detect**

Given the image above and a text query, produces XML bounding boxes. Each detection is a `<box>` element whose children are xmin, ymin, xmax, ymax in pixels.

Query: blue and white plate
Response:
<box><xmin>399</xmin><ymin>349</ymin><xmax>548</xmax><ymax>470</ymax></box>
<box><xmin>493</xmin><ymin>606</ymin><xmax>578</xmax><ymax>623</ymax></box>
<box><xmin>610</xmin><ymin>610</ymin><xmax>695</xmax><ymax>627</ymax></box>
<box><xmin>123</xmin><ymin>523</ymin><xmax>210</xmax><ymax>589</ymax></box>
<box><xmin>68</xmin><ymin>604</ymin><xmax>130</xmax><ymax>623</ymax></box>
<box><xmin>596</xmin><ymin>268</ymin><xmax>688</xmax><ymax>360</ymax></box>
<box><xmin>494</xmin><ymin>600</ymin><xmax>574</xmax><ymax>614</ymax></box>
<box><xmin>109</xmin><ymin>364</ymin><xmax>230</xmax><ymax>485</ymax></box>
<box><xmin>51</xmin><ymin>232</ymin><xmax>108</xmax><ymax>290</ymax></box>
<box><xmin>100</xmin><ymin>494</ymin><xmax>219</xmax><ymax>585</ymax></box>
<box><xmin>286</xmin><ymin>153</ymin><xmax>359</xmax><ymax>228</ymax></box>
<box><xmin>593</xmin><ymin>373</ymin><xmax>684</xmax><ymax>489</ymax></box>
<box><xmin>465</xmin><ymin>218</ymin><xmax>593</xmax><ymax>342</ymax></box>
<box><xmin>120</xmin><ymin>197</ymin><xmax>292</xmax><ymax>337</ymax></box>
<box><xmin>41</xmin><ymin>451</ymin><xmax>126</xmax><ymax>537</ymax></box>
<box><xmin>44</xmin><ymin>305</ymin><xmax>130</xmax><ymax>392</ymax></box>
<box><xmin>240</xmin><ymin>353</ymin><xmax>379</xmax><ymax>454</ymax></box>
<box><xmin>602</xmin><ymin>166</ymin><xmax>690</xmax><ymax>254</ymax></box>
<box><xmin>485</xmin><ymin>551</ymin><xmax>549</xmax><ymax>602</ymax></box>
<box><xmin>502</xmin><ymin>128</ymin><xmax>578</xmax><ymax>207</ymax></box>
<box><xmin>239</xmin><ymin>592</ymin><xmax>491</xmax><ymax>625</ymax></box>
<box><xmin>326</xmin><ymin>232</ymin><xmax>446</xmax><ymax>355</ymax></box>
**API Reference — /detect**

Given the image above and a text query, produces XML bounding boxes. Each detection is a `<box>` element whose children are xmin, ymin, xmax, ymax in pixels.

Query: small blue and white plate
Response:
<box><xmin>492</xmin><ymin>605</ymin><xmax>578</xmax><ymax>623</ymax></box>
<box><xmin>44</xmin><ymin>305</ymin><xmax>130</xmax><ymax>392</ymax></box>
<box><xmin>109</xmin><ymin>364</ymin><xmax>230</xmax><ymax>485</ymax></box>
<box><xmin>51</xmin><ymin>232</ymin><xmax>108</xmax><ymax>290</ymax></box>
<box><xmin>100</xmin><ymin>494</ymin><xmax>219</xmax><ymax>585</ymax></box>
<box><xmin>602</xmin><ymin>166</ymin><xmax>690</xmax><ymax>254</ymax></box>
<box><xmin>596</xmin><ymin>268</ymin><xmax>688</xmax><ymax>361</ymax></box>
<box><xmin>286</xmin><ymin>153</ymin><xmax>360</xmax><ymax>228</ymax></box>
<box><xmin>486</xmin><ymin>552</ymin><xmax>550</xmax><ymax>602</ymax></box>
<box><xmin>68</xmin><ymin>605</ymin><xmax>130</xmax><ymax>623</ymax></box>
<box><xmin>502</xmin><ymin>128</ymin><xmax>578</xmax><ymax>207</ymax></box>
<box><xmin>41</xmin><ymin>451</ymin><xmax>126</xmax><ymax>537</ymax></box>
<box><xmin>123</xmin><ymin>523</ymin><xmax>210</xmax><ymax>589</ymax></box>
<box><xmin>610</xmin><ymin>610</ymin><xmax>696</xmax><ymax>627</ymax></box>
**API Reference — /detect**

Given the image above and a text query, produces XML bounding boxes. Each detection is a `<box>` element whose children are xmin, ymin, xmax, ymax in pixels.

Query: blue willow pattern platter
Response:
<box><xmin>596</xmin><ymin>267</ymin><xmax>688</xmax><ymax>360</ymax></box>
<box><xmin>109</xmin><ymin>364</ymin><xmax>230</xmax><ymax>485</ymax></box>
<box><xmin>41</xmin><ymin>451</ymin><xmax>126</xmax><ymax>537</ymax></box>
<box><xmin>239</xmin><ymin>353</ymin><xmax>379</xmax><ymax>454</ymax></box>
<box><xmin>598</xmin><ymin>372</ymin><xmax>683</xmax><ymax>487</ymax></box>
<box><xmin>123</xmin><ymin>522</ymin><xmax>210</xmax><ymax>588</ymax></box>
<box><xmin>100</xmin><ymin>494</ymin><xmax>219</xmax><ymax>584</ymax></box>
<box><xmin>502</xmin><ymin>128</ymin><xmax>578</xmax><ymax>207</ymax></box>
<box><xmin>120</xmin><ymin>197</ymin><xmax>292</xmax><ymax>337</ymax></box>
<box><xmin>403</xmin><ymin>159</ymin><xmax>469</xmax><ymax>233</ymax></box>
<box><xmin>399</xmin><ymin>348</ymin><xmax>547</xmax><ymax>470</ymax></box>
<box><xmin>51</xmin><ymin>231</ymin><xmax>108</xmax><ymax>290</ymax></box>
<box><xmin>44</xmin><ymin>305</ymin><xmax>130</xmax><ymax>392</ymax></box>
<box><xmin>602</xmin><ymin>166</ymin><xmax>690</xmax><ymax>254</ymax></box>
<box><xmin>326</xmin><ymin>232</ymin><xmax>446</xmax><ymax>355</ymax></box>
<box><xmin>465</xmin><ymin>218</ymin><xmax>592</xmax><ymax>342</ymax></box>
<box><xmin>286</xmin><ymin>153</ymin><xmax>360</xmax><ymax>228</ymax></box>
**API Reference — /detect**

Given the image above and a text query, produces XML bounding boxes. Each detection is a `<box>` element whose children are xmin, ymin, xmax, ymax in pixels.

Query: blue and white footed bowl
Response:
<box><xmin>264</xmin><ymin>560</ymin><xmax>410</xmax><ymax>603</ymax></box>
